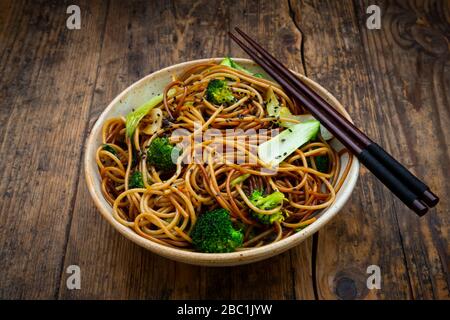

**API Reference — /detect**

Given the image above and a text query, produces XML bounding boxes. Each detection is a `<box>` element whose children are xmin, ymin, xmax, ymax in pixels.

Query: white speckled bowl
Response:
<box><xmin>84</xmin><ymin>58</ymin><xmax>359</xmax><ymax>266</ymax></box>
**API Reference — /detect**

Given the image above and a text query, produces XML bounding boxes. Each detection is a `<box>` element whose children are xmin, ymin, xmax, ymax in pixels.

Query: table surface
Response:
<box><xmin>0</xmin><ymin>0</ymin><xmax>448</xmax><ymax>300</ymax></box>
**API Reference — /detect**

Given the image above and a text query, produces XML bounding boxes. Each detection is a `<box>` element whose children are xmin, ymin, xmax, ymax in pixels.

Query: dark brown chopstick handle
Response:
<box><xmin>232</xmin><ymin>27</ymin><xmax>439</xmax><ymax>209</ymax></box>
<box><xmin>228</xmin><ymin>30</ymin><xmax>429</xmax><ymax>215</ymax></box>
<box><xmin>367</xmin><ymin>143</ymin><xmax>439</xmax><ymax>207</ymax></box>
<box><xmin>358</xmin><ymin>148</ymin><xmax>428</xmax><ymax>216</ymax></box>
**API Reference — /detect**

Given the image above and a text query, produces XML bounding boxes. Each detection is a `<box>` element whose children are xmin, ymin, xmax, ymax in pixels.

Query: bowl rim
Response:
<box><xmin>84</xmin><ymin>57</ymin><xmax>359</xmax><ymax>266</ymax></box>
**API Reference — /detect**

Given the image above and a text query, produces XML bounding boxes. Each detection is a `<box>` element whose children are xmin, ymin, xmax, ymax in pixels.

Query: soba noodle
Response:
<box><xmin>95</xmin><ymin>60</ymin><xmax>352</xmax><ymax>251</ymax></box>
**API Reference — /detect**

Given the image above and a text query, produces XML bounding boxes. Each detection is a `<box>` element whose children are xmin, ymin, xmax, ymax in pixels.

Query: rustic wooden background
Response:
<box><xmin>0</xmin><ymin>0</ymin><xmax>448</xmax><ymax>300</ymax></box>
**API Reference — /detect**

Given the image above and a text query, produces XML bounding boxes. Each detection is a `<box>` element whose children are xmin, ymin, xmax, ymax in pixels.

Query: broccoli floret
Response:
<box><xmin>146</xmin><ymin>137</ymin><xmax>180</xmax><ymax>172</ymax></box>
<box><xmin>191</xmin><ymin>208</ymin><xmax>243</xmax><ymax>253</ymax></box>
<box><xmin>315</xmin><ymin>155</ymin><xmax>329</xmax><ymax>173</ymax></box>
<box><xmin>102</xmin><ymin>144</ymin><xmax>117</xmax><ymax>156</ymax></box>
<box><xmin>249</xmin><ymin>189</ymin><xmax>286</xmax><ymax>225</ymax></box>
<box><xmin>128</xmin><ymin>171</ymin><xmax>144</xmax><ymax>189</ymax></box>
<box><xmin>206</xmin><ymin>79</ymin><xmax>236</xmax><ymax>105</ymax></box>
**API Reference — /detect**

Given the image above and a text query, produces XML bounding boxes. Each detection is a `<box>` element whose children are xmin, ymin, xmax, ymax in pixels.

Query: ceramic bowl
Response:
<box><xmin>84</xmin><ymin>58</ymin><xmax>359</xmax><ymax>266</ymax></box>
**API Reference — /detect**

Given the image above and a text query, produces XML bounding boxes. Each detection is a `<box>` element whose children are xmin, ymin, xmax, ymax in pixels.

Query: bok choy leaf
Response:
<box><xmin>125</xmin><ymin>89</ymin><xmax>175</xmax><ymax>138</ymax></box>
<box><xmin>265</xmin><ymin>88</ymin><xmax>280</xmax><ymax>117</ymax></box>
<box><xmin>126</xmin><ymin>94</ymin><xmax>164</xmax><ymax>138</ymax></box>
<box><xmin>265</xmin><ymin>89</ymin><xmax>334</xmax><ymax>140</ymax></box>
<box><xmin>258</xmin><ymin>120</ymin><xmax>320</xmax><ymax>166</ymax></box>
<box><xmin>291</xmin><ymin>113</ymin><xmax>334</xmax><ymax>141</ymax></box>
<box><xmin>220</xmin><ymin>57</ymin><xmax>265</xmax><ymax>78</ymax></box>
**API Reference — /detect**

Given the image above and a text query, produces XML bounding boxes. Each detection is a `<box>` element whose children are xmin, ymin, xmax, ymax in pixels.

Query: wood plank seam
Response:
<box><xmin>352</xmin><ymin>0</ymin><xmax>449</xmax><ymax>299</ymax></box>
<box><xmin>349</xmin><ymin>0</ymin><xmax>416</xmax><ymax>298</ymax></box>
<box><xmin>287</xmin><ymin>0</ymin><xmax>327</xmax><ymax>300</ymax></box>
<box><xmin>54</xmin><ymin>0</ymin><xmax>111</xmax><ymax>300</ymax></box>
<box><xmin>287</xmin><ymin>0</ymin><xmax>319</xmax><ymax>300</ymax></box>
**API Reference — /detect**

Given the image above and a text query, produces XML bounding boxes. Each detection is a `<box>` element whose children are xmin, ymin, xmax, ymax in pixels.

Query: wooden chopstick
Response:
<box><xmin>234</xmin><ymin>27</ymin><xmax>439</xmax><ymax>209</ymax></box>
<box><xmin>229</xmin><ymin>29</ymin><xmax>438</xmax><ymax>216</ymax></box>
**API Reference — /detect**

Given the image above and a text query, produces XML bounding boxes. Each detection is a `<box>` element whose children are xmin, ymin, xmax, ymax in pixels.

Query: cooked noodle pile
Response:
<box><xmin>96</xmin><ymin>60</ymin><xmax>352</xmax><ymax>252</ymax></box>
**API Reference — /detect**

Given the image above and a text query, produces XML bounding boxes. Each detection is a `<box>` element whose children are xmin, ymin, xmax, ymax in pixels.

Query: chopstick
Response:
<box><xmin>229</xmin><ymin>28</ymin><xmax>439</xmax><ymax>216</ymax></box>
<box><xmin>234</xmin><ymin>27</ymin><xmax>439</xmax><ymax>209</ymax></box>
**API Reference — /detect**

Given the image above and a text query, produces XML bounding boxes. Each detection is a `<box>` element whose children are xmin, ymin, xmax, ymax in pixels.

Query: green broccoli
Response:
<box><xmin>206</xmin><ymin>79</ymin><xmax>236</xmax><ymax>105</ymax></box>
<box><xmin>191</xmin><ymin>208</ymin><xmax>243</xmax><ymax>253</ymax></box>
<box><xmin>249</xmin><ymin>189</ymin><xmax>286</xmax><ymax>225</ymax></box>
<box><xmin>102</xmin><ymin>144</ymin><xmax>117</xmax><ymax>157</ymax></box>
<box><xmin>315</xmin><ymin>155</ymin><xmax>329</xmax><ymax>173</ymax></box>
<box><xmin>146</xmin><ymin>137</ymin><xmax>181</xmax><ymax>172</ymax></box>
<box><xmin>128</xmin><ymin>171</ymin><xmax>144</xmax><ymax>189</ymax></box>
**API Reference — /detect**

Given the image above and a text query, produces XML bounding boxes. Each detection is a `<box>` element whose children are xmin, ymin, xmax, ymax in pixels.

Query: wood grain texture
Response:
<box><xmin>353</xmin><ymin>0</ymin><xmax>450</xmax><ymax>299</ymax></box>
<box><xmin>290</xmin><ymin>0</ymin><xmax>449</xmax><ymax>299</ymax></box>
<box><xmin>0</xmin><ymin>0</ymin><xmax>448</xmax><ymax>300</ymax></box>
<box><xmin>57</xmin><ymin>0</ymin><xmax>313</xmax><ymax>300</ymax></box>
<box><xmin>0</xmin><ymin>0</ymin><xmax>109</xmax><ymax>298</ymax></box>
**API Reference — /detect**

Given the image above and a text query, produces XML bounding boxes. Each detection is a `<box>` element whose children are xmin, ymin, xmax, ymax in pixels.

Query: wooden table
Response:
<box><xmin>0</xmin><ymin>0</ymin><xmax>448</xmax><ymax>300</ymax></box>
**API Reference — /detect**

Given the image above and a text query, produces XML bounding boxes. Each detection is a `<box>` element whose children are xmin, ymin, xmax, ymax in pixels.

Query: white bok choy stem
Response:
<box><xmin>258</xmin><ymin>120</ymin><xmax>320</xmax><ymax>167</ymax></box>
<box><xmin>265</xmin><ymin>88</ymin><xmax>334</xmax><ymax>140</ymax></box>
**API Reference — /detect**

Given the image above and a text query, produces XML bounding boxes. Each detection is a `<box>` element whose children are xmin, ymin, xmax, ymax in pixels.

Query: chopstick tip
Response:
<box><xmin>422</xmin><ymin>190</ymin><xmax>439</xmax><ymax>207</ymax></box>
<box><xmin>412</xmin><ymin>199</ymin><xmax>428</xmax><ymax>217</ymax></box>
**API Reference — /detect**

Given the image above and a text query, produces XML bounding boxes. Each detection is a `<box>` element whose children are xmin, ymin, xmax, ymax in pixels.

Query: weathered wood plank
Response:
<box><xmin>353</xmin><ymin>0</ymin><xmax>449</xmax><ymax>299</ymax></box>
<box><xmin>0</xmin><ymin>0</ymin><xmax>108</xmax><ymax>298</ymax></box>
<box><xmin>215</xmin><ymin>0</ymin><xmax>313</xmax><ymax>300</ymax></box>
<box><xmin>291</xmin><ymin>0</ymin><xmax>411</xmax><ymax>300</ymax></box>
<box><xmin>1</xmin><ymin>0</ymin><xmax>446</xmax><ymax>300</ymax></box>
<box><xmin>58</xmin><ymin>0</ymin><xmax>313</xmax><ymax>299</ymax></box>
<box><xmin>290</xmin><ymin>0</ymin><xmax>449</xmax><ymax>299</ymax></box>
